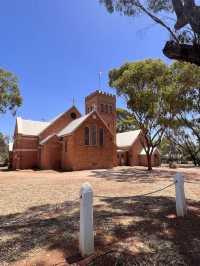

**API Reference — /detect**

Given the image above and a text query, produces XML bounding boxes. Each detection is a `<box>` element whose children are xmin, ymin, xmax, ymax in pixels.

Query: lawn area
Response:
<box><xmin>0</xmin><ymin>166</ymin><xmax>200</xmax><ymax>266</ymax></box>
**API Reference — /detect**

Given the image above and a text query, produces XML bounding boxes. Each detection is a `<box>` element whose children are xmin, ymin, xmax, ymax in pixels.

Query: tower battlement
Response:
<box><xmin>85</xmin><ymin>90</ymin><xmax>116</xmax><ymax>100</ymax></box>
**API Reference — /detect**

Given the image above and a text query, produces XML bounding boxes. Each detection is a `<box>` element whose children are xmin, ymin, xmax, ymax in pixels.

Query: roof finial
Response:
<box><xmin>72</xmin><ymin>97</ymin><xmax>76</xmax><ymax>106</ymax></box>
<box><xmin>98</xmin><ymin>71</ymin><xmax>102</xmax><ymax>90</ymax></box>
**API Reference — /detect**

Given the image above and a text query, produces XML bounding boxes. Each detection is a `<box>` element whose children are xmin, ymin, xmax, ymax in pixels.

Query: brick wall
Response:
<box><xmin>62</xmin><ymin>114</ymin><xmax>116</xmax><ymax>171</ymax></box>
<box><xmin>128</xmin><ymin>134</ymin><xmax>144</xmax><ymax>166</ymax></box>
<box><xmin>139</xmin><ymin>150</ymin><xmax>161</xmax><ymax>167</ymax></box>
<box><xmin>128</xmin><ymin>134</ymin><xmax>161</xmax><ymax>167</ymax></box>
<box><xmin>12</xmin><ymin>135</ymin><xmax>39</xmax><ymax>169</ymax></box>
<box><xmin>40</xmin><ymin>136</ymin><xmax>62</xmax><ymax>170</ymax></box>
<box><xmin>39</xmin><ymin>107</ymin><xmax>81</xmax><ymax>141</ymax></box>
<box><xmin>61</xmin><ymin>135</ymin><xmax>75</xmax><ymax>171</ymax></box>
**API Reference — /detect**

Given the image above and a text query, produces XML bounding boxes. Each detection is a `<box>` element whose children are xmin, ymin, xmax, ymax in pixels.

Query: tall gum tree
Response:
<box><xmin>108</xmin><ymin>59</ymin><xmax>174</xmax><ymax>170</ymax></box>
<box><xmin>0</xmin><ymin>68</ymin><xmax>22</xmax><ymax>164</ymax></box>
<box><xmin>0</xmin><ymin>68</ymin><xmax>22</xmax><ymax>115</ymax></box>
<box><xmin>166</xmin><ymin>61</ymin><xmax>200</xmax><ymax>165</ymax></box>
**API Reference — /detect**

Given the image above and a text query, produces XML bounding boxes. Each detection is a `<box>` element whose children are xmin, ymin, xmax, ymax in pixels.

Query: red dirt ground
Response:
<box><xmin>0</xmin><ymin>166</ymin><xmax>199</xmax><ymax>266</ymax></box>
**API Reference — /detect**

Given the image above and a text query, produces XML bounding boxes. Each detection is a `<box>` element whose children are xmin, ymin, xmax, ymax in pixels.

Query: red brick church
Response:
<box><xmin>10</xmin><ymin>90</ymin><xmax>160</xmax><ymax>170</ymax></box>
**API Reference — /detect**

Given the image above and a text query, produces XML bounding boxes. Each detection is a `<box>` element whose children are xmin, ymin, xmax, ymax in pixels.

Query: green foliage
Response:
<box><xmin>109</xmin><ymin>59</ymin><xmax>172</xmax><ymax>130</ymax></box>
<box><xmin>109</xmin><ymin>59</ymin><xmax>173</xmax><ymax>170</ymax></box>
<box><xmin>99</xmin><ymin>0</ymin><xmax>172</xmax><ymax>16</ymax></box>
<box><xmin>163</xmin><ymin>61</ymin><xmax>200</xmax><ymax>166</ymax></box>
<box><xmin>0</xmin><ymin>68</ymin><xmax>22</xmax><ymax>115</ymax></box>
<box><xmin>99</xmin><ymin>0</ymin><xmax>200</xmax><ymax>66</ymax></box>
<box><xmin>170</xmin><ymin>62</ymin><xmax>200</xmax><ymax>113</ymax></box>
<box><xmin>159</xmin><ymin>135</ymin><xmax>185</xmax><ymax>163</ymax></box>
<box><xmin>109</xmin><ymin>59</ymin><xmax>200</xmax><ymax>168</ymax></box>
<box><xmin>0</xmin><ymin>133</ymin><xmax>9</xmax><ymax>165</ymax></box>
<box><xmin>159</xmin><ymin>137</ymin><xmax>171</xmax><ymax>158</ymax></box>
<box><xmin>116</xmin><ymin>108</ymin><xmax>137</xmax><ymax>132</ymax></box>
<box><xmin>166</xmin><ymin>127</ymin><xmax>200</xmax><ymax>165</ymax></box>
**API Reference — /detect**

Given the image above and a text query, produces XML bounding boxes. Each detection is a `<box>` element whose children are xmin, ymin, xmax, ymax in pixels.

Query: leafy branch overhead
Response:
<box><xmin>100</xmin><ymin>0</ymin><xmax>200</xmax><ymax>66</ymax></box>
<box><xmin>0</xmin><ymin>68</ymin><xmax>22</xmax><ymax>115</ymax></box>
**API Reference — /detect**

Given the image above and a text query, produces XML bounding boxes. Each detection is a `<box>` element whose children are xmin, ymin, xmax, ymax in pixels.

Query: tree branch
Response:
<box><xmin>135</xmin><ymin>2</ymin><xmax>179</xmax><ymax>43</ymax></box>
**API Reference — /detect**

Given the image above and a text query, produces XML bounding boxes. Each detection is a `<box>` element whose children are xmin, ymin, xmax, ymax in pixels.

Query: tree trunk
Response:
<box><xmin>147</xmin><ymin>153</ymin><xmax>152</xmax><ymax>171</ymax></box>
<box><xmin>163</xmin><ymin>41</ymin><xmax>200</xmax><ymax>66</ymax></box>
<box><xmin>191</xmin><ymin>156</ymin><xmax>197</xmax><ymax>166</ymax></box>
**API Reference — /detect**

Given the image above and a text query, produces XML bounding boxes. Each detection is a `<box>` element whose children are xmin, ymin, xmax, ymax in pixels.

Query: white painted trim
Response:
<box><xmin>17</xmin><ymin>117</ymin><xmax>23</xmax><ymax>134</ymax></box>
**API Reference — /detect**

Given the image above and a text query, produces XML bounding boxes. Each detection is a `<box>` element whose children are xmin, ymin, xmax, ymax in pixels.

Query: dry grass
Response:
<box><xmin>0</xmin><ymin>166</ymin><xmax>200</xmax><ymax>266</ymax></box>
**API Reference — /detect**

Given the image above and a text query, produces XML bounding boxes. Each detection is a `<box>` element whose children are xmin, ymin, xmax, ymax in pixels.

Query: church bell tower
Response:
<box><xmin>85</xmin><ymin>90</ymin><xmax>116</xmax><ymax>137</ymax></box>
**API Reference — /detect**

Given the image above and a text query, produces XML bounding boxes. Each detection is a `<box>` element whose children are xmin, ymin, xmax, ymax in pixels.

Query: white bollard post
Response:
<box><xmin>174</xmin><ymin>173</ymin><xmax>187</xmax><ymax>217</ymax></box>
<box><xmin>79</xmin><ymin>182</ymin><xmax>94</xmax><ymax>257</ymax></box>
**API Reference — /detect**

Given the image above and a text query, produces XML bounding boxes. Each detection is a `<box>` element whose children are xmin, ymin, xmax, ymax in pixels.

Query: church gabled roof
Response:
<box><xmin>57</xmin><ymin>110</ymin><xmax>113</xmax><ymax>137</ymax></box>
<box><xmin>57</xmin><ymin>112</ymin><xmax>92</xmax><ymax>137</ymax></box>
<box><xmin>39</xmin><ymin>134</ymin><xmax>55</xmax><ymax>145</ymax></box>
<box><xmin>38</xmin><ymin>105</ymin><xmax>81</xmax><ymax>136</ymax></box>
<box><xmin>15</xmin><ymin>105</ymin><xmax>81</xmax><ymax>137</ymax></box>
<box><xmin>116</xmin><ymin>130</ymin><xmax>141</xmax><ymax>149</ymax></box>
<box><xmin>16</xmin><ymin>117</ymin><xmax>50</xmax><ymax>136</ymax></box>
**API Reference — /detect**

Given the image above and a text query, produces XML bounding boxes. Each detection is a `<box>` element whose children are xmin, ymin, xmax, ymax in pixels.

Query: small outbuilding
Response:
<box><xmin>116</xmin><ymin>130</ymin><xmax>161</xmax><ymax>167</ymax></box>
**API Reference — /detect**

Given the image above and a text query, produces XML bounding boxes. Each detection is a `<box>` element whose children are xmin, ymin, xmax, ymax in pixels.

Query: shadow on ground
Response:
<box><xmin>90</xmin><ymin>167</ymin><xmax>200</xmax><ymax>184</ymax></box>
<box><xmin>0</xmin><ymin>201</ymin><xmax>80</xmax><ymax>265</ymax></box>
<box><xmin>0</xmin><ymin>192</ymin><xmax>200</xmax><ymax>265</ymax></box>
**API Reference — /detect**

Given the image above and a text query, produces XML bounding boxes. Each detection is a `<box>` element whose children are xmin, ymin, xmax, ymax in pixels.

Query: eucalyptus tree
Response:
<box><xmin>0</xmin><ymin>68</ymin><xmax>22</xmax><ymax>115</ymax></box>
<box><xmin>117</xmin><ymin>108</ymin><xmax>137</xmax><ymax>132</ymax></box>
<box><xmin>100</xmin><ymin>0</ymin><xmax>200</xmax><ymax>66</ymax></box>
<box><xmin>167</xmin><ymin>61</ymin><xmax>200</xmax><ymax>165</ymax></box>
<box><xmin>109</xmin><ymin>59</ymin><xmax>173</xmax><ymax>170</ymax></box>
<box><xmin>0</xmin><ymin>133</ymin><xmax>9</xmax><ymax>165</ymax></box>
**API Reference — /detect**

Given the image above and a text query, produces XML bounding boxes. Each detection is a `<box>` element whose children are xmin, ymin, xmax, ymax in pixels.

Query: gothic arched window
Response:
<box><xmin>91</xmin><ymin>124</ymin><xmax>97</xmax><ymax>145</ymax></box>
<box><xmin>105</xmin><ymin>104</ymin><xmax>108</xmax><ymax>113</ymax></box>
<box><xmin>99</xmin><ymin>128</ymin><xmax>104</xmax><ymax>146</ymax></box>
<box><xmin>84</xmin><ymin>127</ymin><xmax>90</xmax><ymax>145</ymax></box>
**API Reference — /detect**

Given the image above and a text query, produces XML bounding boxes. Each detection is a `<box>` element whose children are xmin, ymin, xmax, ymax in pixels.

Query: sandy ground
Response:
<box><xmin>0</xmin><ymin>166</ymin><xmax>200</xmax><ymax>266</ymax></box>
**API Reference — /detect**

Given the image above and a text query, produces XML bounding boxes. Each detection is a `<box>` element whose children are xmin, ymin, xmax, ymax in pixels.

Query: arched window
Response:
<box><xmin>105</xmin><ymin>104</ymin><xmax>108</xmax><ymax>113</ymax></box>
<box><xmin>91</xmin><ymin>124</ymin><xmax>97</xmax><ymax>145</ymax></box>
<box><xmin>101</xmin><ymin>104</ymin><xmax>104</xmax><ymax>112</ymax></box>
<box><xmin>110</xmin><ymin>105</ymin><xmax>113</xmax><ymax>113</ymax></box>
<box><xmin>99</xmin><ymin>128</ymin><xmax>104</xmax><ymax>146</ymax></box>
<box><xmin>84</xmin><ymin>127</ymin><xmax>90</xmax><ymax>145</ymax></box>
<box><xmin>65</xmin><ymin>140</ymin><xmax>68</xmax><ymax>152</ymax></box>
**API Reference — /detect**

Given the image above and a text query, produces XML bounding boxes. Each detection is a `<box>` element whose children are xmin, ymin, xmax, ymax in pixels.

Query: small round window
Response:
<box><xmin>71</xmin><ymin>112</ymin><xmax>77</xmax><ymax>119</ymax></box>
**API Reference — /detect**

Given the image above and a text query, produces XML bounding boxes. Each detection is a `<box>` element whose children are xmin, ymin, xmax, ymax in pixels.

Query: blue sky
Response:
<box><xmin>0</xmin><ymin>0</ymin><xmax>170</xmax><ymax>137</ymax></box>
